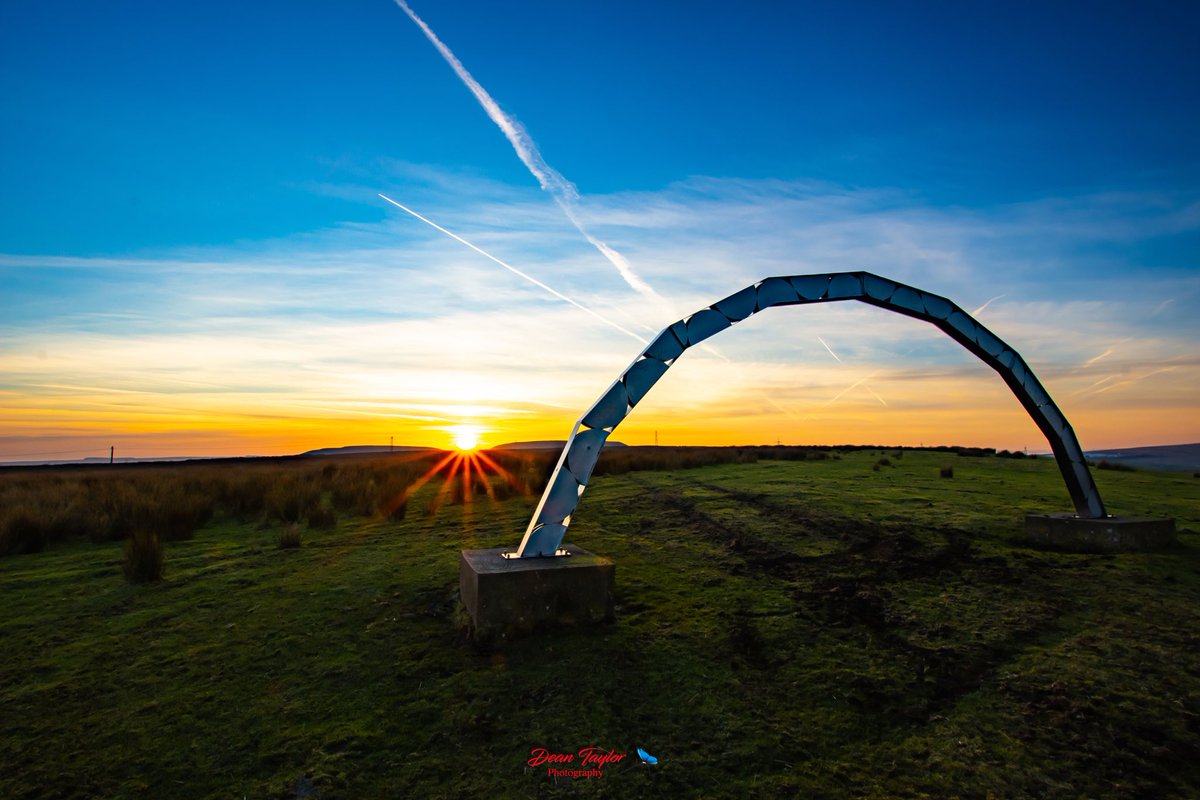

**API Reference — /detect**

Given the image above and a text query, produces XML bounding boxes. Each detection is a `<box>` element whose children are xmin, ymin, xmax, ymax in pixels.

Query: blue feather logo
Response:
<box><xmin>636</xmin><ymin>747</ymin><xmax>658</xmax><ymax>765</ymax></box>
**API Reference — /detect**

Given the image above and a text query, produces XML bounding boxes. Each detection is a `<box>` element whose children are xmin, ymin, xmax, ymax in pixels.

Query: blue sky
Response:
<box><xmin>1</xmin><ymin>0</ymin><xmax>1197</xmax><ymax>459</ymax></box>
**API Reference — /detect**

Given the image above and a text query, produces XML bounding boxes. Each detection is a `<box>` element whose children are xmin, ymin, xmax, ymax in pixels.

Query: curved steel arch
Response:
<box><xmin>514</xmin><ymin>271</ymin><xmax>1106</xmax><ymax>558</ymax></box>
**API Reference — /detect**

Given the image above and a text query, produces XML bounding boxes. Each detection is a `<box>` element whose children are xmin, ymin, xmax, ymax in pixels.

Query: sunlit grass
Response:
<box><xmin>0</xmin><ymin>449</ymin><xmax>1196</xmax><ymax>797</ymax></box>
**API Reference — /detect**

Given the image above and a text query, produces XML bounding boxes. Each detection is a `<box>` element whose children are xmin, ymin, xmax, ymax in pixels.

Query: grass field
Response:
<box><xmin>1</xmin><ymin>449</ymin><xmax>1198</xmax><ymax>798</ymax></box>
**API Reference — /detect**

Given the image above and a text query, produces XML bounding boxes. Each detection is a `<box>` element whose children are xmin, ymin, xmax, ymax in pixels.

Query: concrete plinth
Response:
<box><xmin>1025</xmin><ymin>514</ymin><xmax>1175</xmax><ymax>552</ymax></box>
<box><xmin>459</xmin><ymin>545</ymin><xmax>615</xmax><ymax>644</ymax></box>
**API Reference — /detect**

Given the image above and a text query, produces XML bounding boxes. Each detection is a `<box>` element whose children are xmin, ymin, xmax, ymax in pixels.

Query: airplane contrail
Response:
<box><xmin>970</xmin><ymin>294</ymin><xmax>1006</xmax><ymax>317</ymax></box>
<box><xmin>814</xmin><ymin>338</ymin><xmax>891</xmax><ymax>407</ymax></box>
<box><xmin>862</xmin><ymin>384</ymin><xmax>889</xmax><ymax>407</ymax></box>
<box><xmin>391</xmin><ymin>0</ymin><xmax>667</xmax><ymax>307</ymax></box>
<box><xmin>380</xmin><ymin>194</ymin><xmax>646</xmax><ymax>345</ymax></box>
<box><xmin>1073</xmin><ymin>374</ymin><xmax>1116</xmax><ymax>397</ymax></box>
<box><xmin>1151</xmin><ymin>298</ymin><xmax>1175</xmax><ymax>316</ymax></box>
<box><xmin>821</xmin><ymin>377</ymin><xmax>866</xmax><ymax>408</ymax></box>
<box><xmin>816</xmin><ymin>336</ymin><xmax>842</xmax><ymax>362</ymax></box>
<box><xmin>386</xmin><ymin>190</ymin><xmax>797</xmax><ymax>436</ymax></box>
<box><xmin>816</xmin><ymin>376</ymin><xmax>892</xmax><ymax>410</ymax></box>
<box><xmin>1091</xmin><ymin>366</ymin><xmax>1174</xmax><ymax>395</ymax></box>
<box><xmin>1083</xmin><ymin>348</ymin><xmax>1114</xmax><ymax>368</ymax></box>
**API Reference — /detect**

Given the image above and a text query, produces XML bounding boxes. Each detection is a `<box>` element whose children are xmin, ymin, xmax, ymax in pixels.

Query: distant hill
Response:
<box><xmin>2</xmin><ymin>441</ymin><xmax>624</xmax><ymax>468</ymax></box>
<box><xmin>489</xmin><ymin>441</ymin><xmax>565</xmax><ymax>451</ymax></box>
<box><xmin>300</xmin><ymin>445</ymin><xmax>438</xmax><ymax>457</ymax></box>
<box><xmin>490</xmin><ymin>440</ymin><xmax>627</xmax><ymax>451</ymax></box>
<box><xmin>7</xmin><ymin>441</ymin><xmax>1189</xmax><ymax>470</ymax></box>
<box><xmin>299</xmin><ymin>443</ymin><xmax>631</xmax><ymax>456</ymax></box>
<box><xmin>1084</xmin><ymin>443</ymin><xmax>1200</xmax><ymax>472</ymax></box>
<box><xmin>0</xmin><ymin>455</ymin><xmax>212</xmax><ymax>468</ymax></box>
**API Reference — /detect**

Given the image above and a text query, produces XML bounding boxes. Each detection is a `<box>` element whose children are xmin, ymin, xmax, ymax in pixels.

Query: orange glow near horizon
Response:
<box><xmin>3</xmin><ymin>396</ymin><xmax>1197</xmax><ymax>461</ymax></box>
<box><xmin>3</xmin><ymin>399</ymin><xmax>1197</xmax><ymax>461</ymax></box>
<box><xmin>1</xmin><ymin>351</ymin><xmax>1196</xmax><ymax>461</ymax></box>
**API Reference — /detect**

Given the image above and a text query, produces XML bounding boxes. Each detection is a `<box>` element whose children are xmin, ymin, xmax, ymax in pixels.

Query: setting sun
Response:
<box><xmin>451</xmin><ymin>425</ymin><xmax>482</xmax><ymax>452</ymax></box>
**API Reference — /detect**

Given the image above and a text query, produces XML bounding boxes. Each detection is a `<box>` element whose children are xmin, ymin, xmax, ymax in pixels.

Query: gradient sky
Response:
<box><xmin>1</xmin><ymin>0</ymin><xmax>1197</xmax><ymax>460</ymax></box>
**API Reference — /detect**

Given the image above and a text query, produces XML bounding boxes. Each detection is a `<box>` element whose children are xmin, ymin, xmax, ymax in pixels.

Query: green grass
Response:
<box><xmin>1</xmin><ymin>450</ymin><xmax>1197</xmax><ymax>798</ymax></box>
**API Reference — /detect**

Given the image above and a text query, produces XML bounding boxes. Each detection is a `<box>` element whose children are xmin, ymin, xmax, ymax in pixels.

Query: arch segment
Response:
<box><xmin>514</xmin><ymin>271</ymin><xmax>1106</xmax><ymax>558</ymax></box>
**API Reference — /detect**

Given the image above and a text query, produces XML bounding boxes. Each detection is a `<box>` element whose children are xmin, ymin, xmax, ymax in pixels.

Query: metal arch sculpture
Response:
<box><xmin>513</xmin><ymin>271</ymin><xmax>1107</xmax><ymax>558</ymax></box>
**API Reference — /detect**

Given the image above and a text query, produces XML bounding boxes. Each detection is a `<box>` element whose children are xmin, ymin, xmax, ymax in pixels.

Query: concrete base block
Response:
<box><xmin>1025</xmin><ymin>514</ymin><xmax>1176</xmax><ymax>552</ymax></box>
<box><xmin>459</xmin><ymin>544</ymin><xmax>614</xmax><ymax>644</ymax></box>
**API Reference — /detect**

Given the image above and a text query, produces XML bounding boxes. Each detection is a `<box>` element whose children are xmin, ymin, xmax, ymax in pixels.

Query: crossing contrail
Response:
<box><xmin>379</xmin><ymin>194</ymin><xmax>646</xmax><ymax>345</ymax></box>
<box><xmin>862</xmin><ymin>383</ymin><xmax>889</xmax><ymax>407</ymax></box>
<box><xmin>815</xmin><ymin>337</ymin><xmax>890</xmax><ymax>406</ymax></box>
<box><xmin>391</xmin><ymin>0</ymin><xmax>667</xmax><ymax>308</ymax></box>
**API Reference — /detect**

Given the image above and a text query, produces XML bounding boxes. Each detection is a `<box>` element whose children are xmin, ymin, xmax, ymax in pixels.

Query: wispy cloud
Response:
<box><xmin>1152</xmin><ymin>298</ymin><xmax>1175</xmax><ymax>316</ymax></box>
<box><xmin>2</xmin><ymin>171</ymin><xmax>1197</xmax><ymax>456</ymax></box>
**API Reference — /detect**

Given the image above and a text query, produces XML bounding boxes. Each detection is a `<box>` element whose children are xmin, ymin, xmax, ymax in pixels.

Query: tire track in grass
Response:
<box><xmin>625</xmin><ymin>473</ymin><xmax>1067</xmax><ymax>729</ymax></box>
